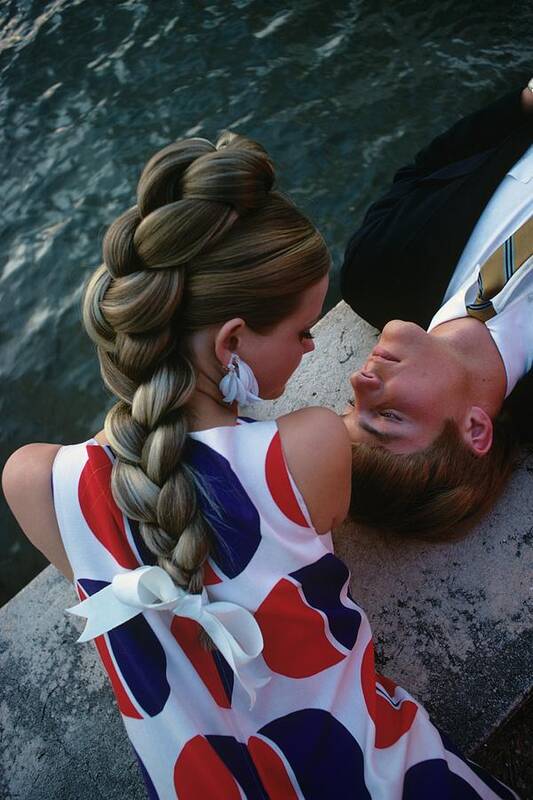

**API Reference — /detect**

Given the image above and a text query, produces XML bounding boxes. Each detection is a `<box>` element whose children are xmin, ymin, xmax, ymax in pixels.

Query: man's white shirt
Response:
<box><xmin>428</xmin><ymin>144</ymin><xmax>533</xmax><ymax>397</ymax></box>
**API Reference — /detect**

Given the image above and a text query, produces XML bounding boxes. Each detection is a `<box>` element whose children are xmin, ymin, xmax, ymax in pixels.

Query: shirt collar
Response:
<box><xmin>507</xmin><ymin>144</ymin><xmax>533</xmax><ymax>184</ymax></box>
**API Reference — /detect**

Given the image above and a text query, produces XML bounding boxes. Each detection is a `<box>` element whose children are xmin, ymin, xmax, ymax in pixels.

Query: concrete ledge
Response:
<box><xmin>0</xmin><ymin>567</ymin><xmax>145</xmax><ymax>799</ymax></box>
<box><xmin>1</xmin><ymin>302</ymin><xmax>532</xmax><ymax>798</ymax></box>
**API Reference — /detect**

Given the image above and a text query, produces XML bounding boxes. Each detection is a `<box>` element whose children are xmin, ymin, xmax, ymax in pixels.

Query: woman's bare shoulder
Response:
<box><xmin>277</xmin><ymin>406</ymin><xmax>350</xmax><ymax>455</ymax></box>
<box><xmin>276</xmin><ymin>407</ymin><xmax>352</xmax><ymax>534</ymax></box>
<box><xmin>2</xmin><ymin>443</ymin><xmax>73</xmax><ymax>580</ymax></box>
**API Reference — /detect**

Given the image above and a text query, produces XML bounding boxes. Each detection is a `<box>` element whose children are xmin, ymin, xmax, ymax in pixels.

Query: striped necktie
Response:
<box><xmin>466</xmin><ymin>215</ymin><xmax>533</xmax><ymax>321</ymax></box>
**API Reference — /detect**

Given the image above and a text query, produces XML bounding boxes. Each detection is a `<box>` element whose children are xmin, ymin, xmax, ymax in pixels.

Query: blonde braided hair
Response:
<box><xmin>83</xmin><ymin>132</ymin><xmax>329</xmax><ymax>593</ymax></box>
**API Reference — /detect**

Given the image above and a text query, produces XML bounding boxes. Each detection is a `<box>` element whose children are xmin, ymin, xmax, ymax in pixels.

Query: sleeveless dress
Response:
<box><xmin>52</xmin><ymin>418</ymin><xmax>517</xmax><ymax>800</ymax></box>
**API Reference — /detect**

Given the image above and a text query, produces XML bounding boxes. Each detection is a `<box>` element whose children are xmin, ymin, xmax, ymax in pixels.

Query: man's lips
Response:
<box><xmin>371</xmin><ymin>346</ymin><xmax>400</xmax><ymax>362</ymax></box>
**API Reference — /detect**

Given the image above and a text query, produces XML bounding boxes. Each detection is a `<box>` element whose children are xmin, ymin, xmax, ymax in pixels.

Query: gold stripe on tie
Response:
<box><xmin>467</xmin><ymin>214</ymin><xmax>533</xmax><ymax>322</ymax></box>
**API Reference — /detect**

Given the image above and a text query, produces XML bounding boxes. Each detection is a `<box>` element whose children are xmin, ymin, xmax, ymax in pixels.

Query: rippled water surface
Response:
<box><xmin>1</xmin><ymin>0</ymin><xmax>532</xmax><ymax>601</ymax></box>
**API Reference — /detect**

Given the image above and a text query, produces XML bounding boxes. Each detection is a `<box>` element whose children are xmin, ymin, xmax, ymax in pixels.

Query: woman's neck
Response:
<box><xmin>186</xmin><ymin>378</ymin><xmax>239</xmax><ymax>432</ymax></box>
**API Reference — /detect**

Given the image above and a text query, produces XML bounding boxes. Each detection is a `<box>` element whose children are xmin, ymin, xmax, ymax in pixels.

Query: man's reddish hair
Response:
<box><xmin>349</xmin><ymin>414</ymin><xmax>519</xmax><ymax>539</ymax></box>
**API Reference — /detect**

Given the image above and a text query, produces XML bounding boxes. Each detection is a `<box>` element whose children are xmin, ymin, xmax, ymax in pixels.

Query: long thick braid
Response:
<box><xmin>83</xmin><ymin>135</ymin><xmax>273</xmax><ymax>592</ymax></box>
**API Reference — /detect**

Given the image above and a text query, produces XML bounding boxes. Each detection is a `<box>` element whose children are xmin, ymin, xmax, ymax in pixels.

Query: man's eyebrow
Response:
<box><xmin>358</xmin><ymin>420</ymin><xmax>397</xmax><ymax>444</ymax></box>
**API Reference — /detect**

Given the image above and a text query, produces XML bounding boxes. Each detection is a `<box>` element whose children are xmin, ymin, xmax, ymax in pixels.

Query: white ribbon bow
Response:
<box><xmin>67</xmin><ymin>565</ymin><xmax>269</xmax><ymax>707</ymax></box>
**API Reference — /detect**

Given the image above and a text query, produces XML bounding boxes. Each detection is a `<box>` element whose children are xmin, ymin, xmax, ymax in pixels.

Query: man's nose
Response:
<box><xmin>350</xmin><ymin>369</ymin><xmax>383</xmax><ymax>394</ymax></box>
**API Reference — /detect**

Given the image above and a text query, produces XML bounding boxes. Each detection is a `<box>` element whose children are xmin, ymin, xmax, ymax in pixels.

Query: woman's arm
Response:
<box><xmin>2</xmin><ymin>444</ymin><xmax>73</xmax><ymax>581</ymax></box>
<box><xmin>277</xmin><ymin>407</ymin><xmax>352</xmax><ymax>534</ymax></box>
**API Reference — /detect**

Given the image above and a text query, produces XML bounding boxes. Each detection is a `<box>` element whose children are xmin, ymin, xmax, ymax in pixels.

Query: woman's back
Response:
<box><xmin>49</xmin><ymin>418</ymin><xmax>514</xmax><ymax>799</ymax></box>
<box><xmin>51</xmin><ymin>417</ymin><xmax>363</xmax><ymax>797</ymax></box>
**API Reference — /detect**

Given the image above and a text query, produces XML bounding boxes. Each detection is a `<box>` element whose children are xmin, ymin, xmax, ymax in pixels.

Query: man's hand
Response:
<box><xmin>520</xmin><ymin>79</ymin><xmax>533</xmax><ymax>114</ymax></box>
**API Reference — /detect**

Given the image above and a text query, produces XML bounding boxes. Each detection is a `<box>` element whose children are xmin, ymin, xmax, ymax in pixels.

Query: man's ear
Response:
<box><xmin>214</xmin><ymin>318</ymin><xmax>246</xmax><ymax>367</ymax></box>
<box><xmin>462</xmin><ymin>406</ymin><xmax>493</xmax><ymax>456</ymax></box>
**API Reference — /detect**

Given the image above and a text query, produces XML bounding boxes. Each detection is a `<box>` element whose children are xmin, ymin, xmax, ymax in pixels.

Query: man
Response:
<box><xmin>340</xmin><ymin>81</ymin><xmax>533</xmax><ymax>537</ymax></box>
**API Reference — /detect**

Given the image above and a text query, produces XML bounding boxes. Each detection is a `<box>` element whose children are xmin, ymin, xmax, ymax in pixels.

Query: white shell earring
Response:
<box><xmin>219</xmin><ymin>353</ymin><xmax>261</xmax><ymax>405</ymax></box>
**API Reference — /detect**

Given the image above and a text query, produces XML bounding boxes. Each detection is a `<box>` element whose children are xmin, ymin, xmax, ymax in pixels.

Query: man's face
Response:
<box><xmin>343</xmin><ymin>320</ymin><xmax>469</xmax><ymax>454</ymax></box>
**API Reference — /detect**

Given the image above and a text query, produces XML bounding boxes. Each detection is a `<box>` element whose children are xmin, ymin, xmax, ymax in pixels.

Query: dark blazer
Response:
<box><xmin>341</xmin><ymin>90</ymin><xmax>533</xmax><ymax>439</ymax></box>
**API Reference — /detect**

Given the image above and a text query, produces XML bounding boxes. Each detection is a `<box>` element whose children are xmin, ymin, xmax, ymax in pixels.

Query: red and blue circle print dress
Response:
<box><xmin>52</xmin><ymin>418</ymin><xmax>517</xmax><ymax>800</ymax></box>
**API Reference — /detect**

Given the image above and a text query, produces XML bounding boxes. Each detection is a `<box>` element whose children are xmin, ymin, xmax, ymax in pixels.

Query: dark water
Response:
<box><xmin>1</xmin><ymin>0</ymin><xmax>532</xmax><ymax>602</ymax></box>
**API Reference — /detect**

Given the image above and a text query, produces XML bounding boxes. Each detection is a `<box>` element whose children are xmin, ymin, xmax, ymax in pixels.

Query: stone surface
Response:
<box><xmin>1</xmin><ymin>301</ymin><xmax>532</xmax><ymax>798</ymax></box>
<box><xmin>0</xmin><ymin>567</ymin><xmax>145</xmax><ymax>800</ymax></box>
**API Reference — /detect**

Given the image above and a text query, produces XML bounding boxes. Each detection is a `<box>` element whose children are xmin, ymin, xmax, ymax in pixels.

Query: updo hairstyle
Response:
<box><xmin>83</xmin><ymin>132</ymin><xmax>329</xmax><ymax>593</ymax></box>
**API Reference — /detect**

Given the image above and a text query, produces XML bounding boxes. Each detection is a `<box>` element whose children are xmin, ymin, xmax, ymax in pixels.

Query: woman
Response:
<box><xmin>3</xmin><ymin>133</ymin><xmax>516</xmax><ymax>798</ymax></box>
